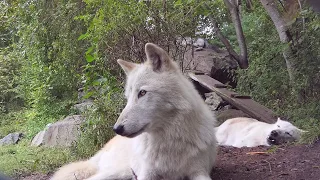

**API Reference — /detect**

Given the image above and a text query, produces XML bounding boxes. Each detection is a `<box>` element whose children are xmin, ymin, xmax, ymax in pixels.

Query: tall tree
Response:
<box><xmin>259</xmin><ymin>0</ymin><xmax>296</xmax><ymax>84</ymax></box>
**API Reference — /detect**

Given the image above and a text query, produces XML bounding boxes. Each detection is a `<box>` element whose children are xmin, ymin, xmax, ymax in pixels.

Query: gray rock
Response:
<box><xmin>44</xmin><ymin>115</ymin><xmax>85</xmax><ymax>147</ymax></box>
<box><xmin>219</xmin><ymin>104</ymin><xmax>233</xmax><ymax>111</ymax></box>
<box><xmin>204</xmin><ymin>92</ymin><xmax>224</xmax><ymax>111</ymax></box>
<box><xmin>193</xmin><ymin>38</ymin><xmax>205</xmax><ymax>48</ymax></box>
<box><xmin>183</xmin><ymin>45</ymin><xmax>237</xmax><ymax>74</ymax></box>
<box><xmin>0</xmin><ymin>132</ymin><xmax>23</xmax><ymax>145</ymax></box>
<box><xmin>183</xmin><ymin>42</ymin><xmax>238</xmax><ymax>88</ymax></box>
<box><xmin>31</xmin><ymin>130</ymin><xmax>46</xmax><ymax>147</ymax></box>
<box><xmin>30</xmin><ymin>123</ymin><xmax>53</xmax><ymax>147</ymax></box>
<box><xmin>31</xmin><ymin>115</ymin><xmax>85</xmax><ymax>147</ymax></box>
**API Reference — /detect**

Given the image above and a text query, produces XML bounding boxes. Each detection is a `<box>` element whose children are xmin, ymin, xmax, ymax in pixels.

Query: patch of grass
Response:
<box><xmin>0</xmin><ymin>99</ymin><xmax>76</xmax><ymax>139</ymax></box>
<box><xmin>277</xmin><ymin>101</ymin><xmax>320</xmax><ymax>144</ymax></box>
<box><xmin>298</xmin><ymin>118</ymin><xmax>320</xmax><ymax>144</ymax></box>
<box><xmin>0</xmin><ymin>98</ymin><xmax>79</xmax><ymax>176</ymax></box>
<box><xmin>0</xmin><ymin>140</ymin><xmax>76</xmax><ymax>177</ymax></box>
<box><xmin>0</xmin><ymin>110</ymin><xmax>26</xmax><ymax>138</ymax></box>
<box><xmin>23</xmin><ymin>99</ymin><xmax>77</xmax><ymax>139</ymax></box>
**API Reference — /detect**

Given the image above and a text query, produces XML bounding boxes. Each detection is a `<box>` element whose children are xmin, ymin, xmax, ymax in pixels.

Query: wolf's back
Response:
<box><xmin>50</xmin><ymin>160</ymin><xmax>97</xmax><ymax>180</ymax></box>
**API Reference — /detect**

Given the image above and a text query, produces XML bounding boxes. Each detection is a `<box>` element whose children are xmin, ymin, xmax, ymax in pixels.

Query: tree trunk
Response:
<box><xmin>260</xmin><ymin>0</ymin><xmax>296</xmax><ymax>84</ymax></box>
<box><xmin>208</xmin><ymin>16</ymin><xmax>241</xmax><ymax>62</ymax></box>
<box><xmin>223</xmin><ymin>0</ymin><xmax>249</xmax><ymax>69</ymax></box>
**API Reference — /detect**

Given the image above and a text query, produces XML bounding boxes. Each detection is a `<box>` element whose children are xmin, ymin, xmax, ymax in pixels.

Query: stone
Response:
<box><xmin>44</xmin><ymin>115</ymin><xmax>85</xmax><ymax>147</ymax></box>
<box><xmin>183</xmin><ymin>41</ymin><xmax>238</xmax><ymax>88</ymax></box>
<box><xmin>0</xmin><ymin>132</ymin><xmax>23</xmax><ymax>145</ymax></box>
<box><xmin>31</xmin><ymin>130</ymin><xmax>46</xmax><ymax>147</ymax></box>
<box><xmin>204</xmin><ymin>92</ymin><xmax>224</xmax><ymax>111</ymax></box>
<box><xmin>31</xmin><ymin>115</ymin><xmax>85</xmax><ymax>147</ymax></box>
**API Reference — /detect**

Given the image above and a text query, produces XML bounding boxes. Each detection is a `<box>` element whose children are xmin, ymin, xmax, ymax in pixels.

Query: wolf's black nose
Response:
<box><xmin>113</xmin><ymin>125</ymin><xmax>124</xmax><ymax>135</ymax></box>
<box><xmin>271</xmin><ymin>130</ymin><xmax>278</xmax><ymax>137</ymax></box>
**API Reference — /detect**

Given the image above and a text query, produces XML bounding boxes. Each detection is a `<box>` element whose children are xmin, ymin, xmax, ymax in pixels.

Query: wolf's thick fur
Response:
<box><xmin>51</xmin><ymin>43</ymin><xmax>217</xmax><ymax>180</ymax></box>
<box><xmin>216</xmin><ymin>117</ymin><xmax>303</xmax><ymax>148</ymax></box>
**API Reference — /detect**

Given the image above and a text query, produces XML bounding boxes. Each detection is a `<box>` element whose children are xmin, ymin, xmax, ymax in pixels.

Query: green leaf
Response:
<box><xmin>83</xmin><ymin>91</ymin><xmax>94</xmax><ymax>99</ymax></box>
<box><xmin>78</xmin><ymin>33</ymin><xmax>88</xmax><ymax>40</ymax></box>
<box><xmin>85</xmin><ymin>54</ymin><xmax>95</xmax><ymax>62</ymax></box>
<box><xmin>86</xmin><ymin>46</ymin><xmax>94</xmax><ymax>55</ymax></box>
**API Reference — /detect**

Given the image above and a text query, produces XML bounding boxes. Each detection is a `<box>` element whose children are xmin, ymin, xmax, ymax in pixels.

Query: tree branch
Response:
<box><xmin>208</xmin><ymin>16</ymin><xmax>241</xmax><ymax>62</ymax></box>
<box><xmin>223</xmin><ymin>0</ymin><xmax>248</xmax><ymax>69</ymax></box>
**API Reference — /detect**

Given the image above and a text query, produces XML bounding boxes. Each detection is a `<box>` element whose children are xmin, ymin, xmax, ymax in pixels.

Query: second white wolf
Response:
<box><xmin>216</xmin><ymin>117</ymin><xmax>304</xmax><ymax>148</ymax></box>
<box><xmin>51</xmin><ymin>43</ymin><xmax>218</xmax><ymax>180</ymax></box>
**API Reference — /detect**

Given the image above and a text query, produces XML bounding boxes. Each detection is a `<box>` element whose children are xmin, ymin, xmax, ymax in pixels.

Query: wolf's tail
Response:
<box><xmin>50</xmin><ymin>160</ymin><xmax>97</xmax><ymax>180</ymax></box>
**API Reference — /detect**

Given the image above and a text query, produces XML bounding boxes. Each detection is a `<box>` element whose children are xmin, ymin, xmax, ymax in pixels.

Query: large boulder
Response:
<box><xmin>31</xmin><ymin>115</ymin><xmax>85</xmax><ymax>147</ymax></box>
<box><xmin>0</xmin><ymin>132</ymin><xmax>23</xmax><ymax>145</ymax></box>
<box><xmin>183</xmin><ymin>40</ymin><xmax>238</xmax><ymax>88</ymax></box>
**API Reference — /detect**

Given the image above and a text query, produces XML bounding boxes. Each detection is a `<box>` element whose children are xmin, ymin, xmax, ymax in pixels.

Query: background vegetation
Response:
<box><xmin>0</xmin><ymin>0</ymin><xmax>319</xmax><ymax>176</ymax></box>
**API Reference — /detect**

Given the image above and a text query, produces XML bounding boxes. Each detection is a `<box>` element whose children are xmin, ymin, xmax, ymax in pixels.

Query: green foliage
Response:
<box><xmin>4</xmin><ymin>0</ymin><xmax>87</xmax><ymax>110</ymax></box>
<box><xmin>237</xmin><ymin>6</ymin><xmax>289</xmax><ymax>104</ymax></box>
<box><xmin>0</xmin><ymin>140</ymin><xmax>75</xmax><ymax>176</ymax></box>
<box><xmin>0</xmin><ymin>110</ymin><xmax>25</xmax><ymax>138</ymax></box>
<box><xmin>79</xmin><ymin>0</ymin><xmax>205</xmax><ymax>77</ymax></box>
<box><xmin>0</xmin><ymin>0</ymin><xmax>89</xmax><ymax>140</ymax></box>
<box><xmin>23</xmin><ymin>99</ymin><xmax>77</xmax><ymax>139</ymax></box>
<box><xmin>0</xmin><ymin>48</ymin><xmax>22</xmax><ymax>113</ymax></box>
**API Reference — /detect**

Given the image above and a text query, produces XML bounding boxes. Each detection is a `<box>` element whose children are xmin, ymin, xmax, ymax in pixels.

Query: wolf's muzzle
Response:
<box><xmin>113</xmin><ymin>124</ymin><xmax>125</xmax><ymax>135</ymax></box>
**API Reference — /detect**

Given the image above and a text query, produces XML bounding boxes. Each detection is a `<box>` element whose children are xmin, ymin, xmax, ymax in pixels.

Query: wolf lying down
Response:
<box><xmin>51</xmin><ymin>43</ymin><xmax>217</xmax><ymax>180</ymax></box>
<box><xmin>215</xmin><ymin>117</ymin><xmax>304</xmax><ymax>148</ymax></box>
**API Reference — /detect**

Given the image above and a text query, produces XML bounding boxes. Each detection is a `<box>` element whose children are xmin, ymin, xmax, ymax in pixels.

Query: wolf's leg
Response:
<box><xmin>189</xmin><ymin>174</ymin><xmax>212</xmax><ymax>180</ymax></box>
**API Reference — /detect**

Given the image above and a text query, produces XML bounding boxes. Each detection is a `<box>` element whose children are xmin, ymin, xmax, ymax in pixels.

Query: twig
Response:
<box><xmin>262</xmin><ymin>160</ymin><xmax>272</xmax><ymax>172</ymax></box>
<box><xmin>246</xmin><ymin>151</ymin><xmax>269</xmax><ymax>155</ymax></box>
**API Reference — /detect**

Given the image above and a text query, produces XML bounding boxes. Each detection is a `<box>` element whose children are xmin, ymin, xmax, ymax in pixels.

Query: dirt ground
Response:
<box><xmin>212</xmin><ymin>140</ymin><xmax>320</xmax><ymax>180</ymax></box>
<box><xmin>17</xmin><ymin>141</ymin><xmax>320</xmax><ymax>180</ymax></box>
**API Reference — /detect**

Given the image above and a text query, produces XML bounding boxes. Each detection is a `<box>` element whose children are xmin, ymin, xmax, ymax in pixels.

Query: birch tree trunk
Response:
<box><xmin>260</xmin><ymin>0</ymin><xmax>296</xmax><ymax>84</ymax></box>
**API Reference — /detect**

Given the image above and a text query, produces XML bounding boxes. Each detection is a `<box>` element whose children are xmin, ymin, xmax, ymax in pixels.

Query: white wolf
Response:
<box><xmin>51</xmin><ymin>43</ymin><xmax>217</xmax><ymax>180</ymax></box>
<box><xmin>215</xmin><ymin>117</ymin><xmax>304</xmax><ymax>148</ymax></box>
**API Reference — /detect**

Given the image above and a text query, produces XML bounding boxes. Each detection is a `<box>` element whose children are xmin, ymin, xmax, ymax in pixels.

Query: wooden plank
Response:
<box><xmin>189</xmin><ymin>73</ymin><xmax>276</xmax><ymax>123</ymax></box>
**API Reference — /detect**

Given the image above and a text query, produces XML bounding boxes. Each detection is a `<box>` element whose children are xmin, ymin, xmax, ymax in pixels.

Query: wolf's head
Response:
<box><xmin>267</xmin><ymin>118</ymin><xmax>305</xmax><ymax>145</ymax></box>
<box><xmin>113</xmin><ymin>43</ymin><xmax>189</xmax><ymax>138</ymax></box>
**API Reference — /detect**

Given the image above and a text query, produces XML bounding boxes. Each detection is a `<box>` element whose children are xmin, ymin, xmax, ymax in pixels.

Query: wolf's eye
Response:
<box><xmin>138</xmin><ymin>90</ymin><xmax>147</xmax><ymax>98</ymax></box>
<box><xmin>285</xmin><ymin>132</ymin><xmax>292</xmax><ymax>136</ymax></box>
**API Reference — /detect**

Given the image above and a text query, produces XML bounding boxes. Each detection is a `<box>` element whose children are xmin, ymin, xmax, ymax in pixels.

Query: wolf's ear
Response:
<box><xmin>117</xmin><ymin>59</ymin><xmax>137</xmax><ymax>75</ymax></box>
<box><xmin>145</xmin><ymin>43</ymin><xmax>175</xmax><ymax>72</ymax></box>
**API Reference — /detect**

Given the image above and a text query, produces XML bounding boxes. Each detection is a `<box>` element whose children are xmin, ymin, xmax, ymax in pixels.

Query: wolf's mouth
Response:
<box><xmin>125</xmin><ymin>124</ymin><xmax>148</xmax><ymax>138</ymax></box>
<box><xmin>267</xmin><ymin>136</ymin><xmax>278</xmax><ymax>145</ymax></box>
